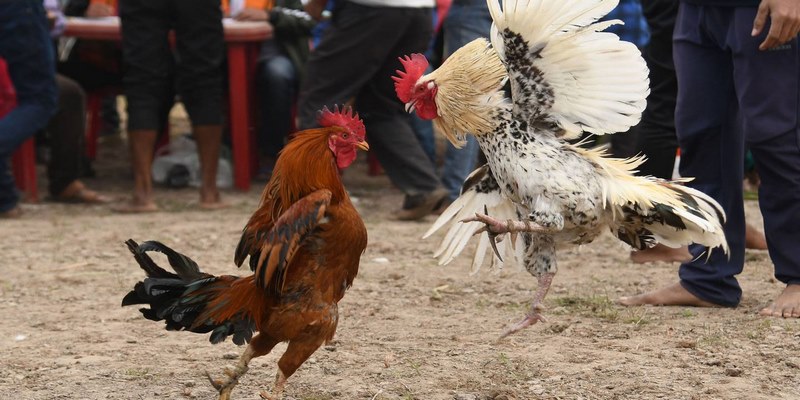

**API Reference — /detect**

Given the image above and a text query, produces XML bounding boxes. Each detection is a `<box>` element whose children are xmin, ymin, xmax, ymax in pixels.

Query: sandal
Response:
<box><xmin>54</xmin><ymin>180</ymin><xmax>112</xmax><ymax>204</ymax></box>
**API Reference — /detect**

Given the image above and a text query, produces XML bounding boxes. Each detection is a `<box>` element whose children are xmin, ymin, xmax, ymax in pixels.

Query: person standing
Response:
<box><xmin>620</xmin><ymin>0</ymin><xmax>800</xmax><ymax>319</ymax></box>
<box><xmin>298</xmin><ymin>0</ymin><xmax>449</xmax><ymax>221</ymax></box>
<box><xmin>0</xmin><ymin>0</ymin><xmax>58</xmax><ymax>218</ymax></box>
<box><xmin>116</xmin><ymin>0</ymin><xmax>226</xmax><ymax>212</ymax></box>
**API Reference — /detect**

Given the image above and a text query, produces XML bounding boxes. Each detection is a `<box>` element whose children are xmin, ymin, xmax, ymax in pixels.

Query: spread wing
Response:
<box><xmin>487</xmin><ymin>0</ymin><xmax>649</xmax><ymax>139</ymax></box>
<box><xmin>423</xmin><ymin>165</ymin><xmax>524</xmax><ymax>274</ymax></box>
<box><xmin>234</xmin><ymin>189</ymin><xmax>332</xmax><ymax>291</ymax></box>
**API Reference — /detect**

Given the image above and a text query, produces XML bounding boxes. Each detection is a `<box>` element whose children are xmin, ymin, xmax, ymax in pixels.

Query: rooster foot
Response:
<box><xmin>498</xmin><ymin>304</ymin><xmax>547</xmax><ymax>340</ymax></box>
<box><xmin>259</xmin><ymin>390</ymin><xmax>280</xmax><ymax>400</ymax></box>
<box><xmin>207</xmin><ymin>366</ymin><xmax>247</xmax><ymax>400</ymax></box>
<box><xmin>259</xmin><ymin>370</ymin><xmax>287</xmax><ymax>400</ymax></box>
<box><xmin>464</xmin><ymin>207</ymin><xmax>547</xmax><ymax>238</ymax></box>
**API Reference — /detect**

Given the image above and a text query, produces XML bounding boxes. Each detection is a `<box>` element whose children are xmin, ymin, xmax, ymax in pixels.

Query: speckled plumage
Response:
<box><xmin>415</xmin><ymin>0</ymin><xmax>728</xmax><ymax>337</ymax></box>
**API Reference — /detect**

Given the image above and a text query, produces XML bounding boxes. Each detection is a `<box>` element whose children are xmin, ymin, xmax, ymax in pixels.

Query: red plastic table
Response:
<box><xmin>63</xmin><ymin>17</ymin><xmax>272</xmax><ymax>191</ymax></box>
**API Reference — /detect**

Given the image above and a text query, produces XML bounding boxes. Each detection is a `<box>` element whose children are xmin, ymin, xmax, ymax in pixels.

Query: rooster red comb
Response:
<box><xmin>317</xmin><ymin>105</ymin><xmax>365</xmax><ymax>139</ymax></box>
<box><xmin>393</xmin><ymin>53</ymin><xmax>429</xmax><ymax>103</ymax></box>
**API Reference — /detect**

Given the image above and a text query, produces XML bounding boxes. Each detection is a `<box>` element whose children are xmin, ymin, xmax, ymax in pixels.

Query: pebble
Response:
<box><xmin>724</xmin><ymin>368</ymin><xmax>743</xmax><ymax>377</ymax></box>
<box><xmin>222</xmin><ymin>352</ymin><xmax>238</xmax><ymax>360</ymax></box>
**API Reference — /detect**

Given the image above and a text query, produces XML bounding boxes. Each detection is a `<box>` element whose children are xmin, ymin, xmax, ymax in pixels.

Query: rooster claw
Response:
<box><xmin>260</xmin><ymin>390</ymin><xmax>280</xmax><ymax>400</ymax></box>
<box><xmin>464</xmin><ymin>205</ymin><xmax>505</xmax><ymax>261</ymax></box>
<box><xmin>206</xmin><ymin>371</ymin><xmax>224</xmax><ymax>390</ymax></box>
<box><xmin>497</xmin><ymin>313</ymin><xmax>547</xmax><ymax>341</ymax></box>
<box><xmin>207</xmin><ymin>370</ymin><xmax>237</xmax><ymax>400</ymax></box>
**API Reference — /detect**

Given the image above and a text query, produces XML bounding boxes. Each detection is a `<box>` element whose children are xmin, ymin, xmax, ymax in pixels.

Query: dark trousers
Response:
<box><xmin>119</xmin><ymin>0</ymin><xmax>224</xmax><ymax>131</ymax></box>
<box><xmin>256</xmin><ymin>52</ymin><xmax>296</xmax><ymax>158</ymax></box>
<box><xmin>674</xmin><ymin>3</ymin><xmax>800</xmax><ymax>306</ymax></box>
<box><xmin>297</xmin><ymin>1</ymin><xmax>442</xmax><ymax>195</ymax></box>
<box><xmin>0</xmin><ymin>0</ymin><xmax>58</xmax><ymax>212</ymax></box>
<box><xmin>46</xmin><ymin>75</ymin><xmax>86</xmax><ymax>196</ymax></box>
<box><xmin>633</xmin><ymin>0</ymin><xmax>679</xmax><ymax>178</ymax></box>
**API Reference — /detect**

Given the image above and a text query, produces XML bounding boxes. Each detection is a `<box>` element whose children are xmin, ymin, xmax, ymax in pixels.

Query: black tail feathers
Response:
<box><xmin>122</xmin><ymin>239</ymin><xmax>255</xmax><ymax>345</ymax></box>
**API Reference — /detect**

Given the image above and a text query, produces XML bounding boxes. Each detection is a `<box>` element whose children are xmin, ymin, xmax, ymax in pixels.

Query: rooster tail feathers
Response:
<box><xmin>488</xmin><ymin>0</ymin><xmax>649</xmax><ymax>139</ymax></box>
<box><xmin>601</xmin><ymin>169</ymin><xmax>729</xmax><ymax>255</ymax></box>
<box><xmin>122</xmin><ymin>239</ymin><xmax>256</xmax><ymax>345</ymax></box>
<box><xmin>136</xmin><ymin>240</ymin><xmax>204</xmax><ymax>281</ymax></box>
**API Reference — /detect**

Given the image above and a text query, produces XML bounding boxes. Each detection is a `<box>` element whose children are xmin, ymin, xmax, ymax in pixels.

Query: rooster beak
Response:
<box><xmin>404</xmin><ymin>101</ymin><xmax>416</xmax><ymax>114</ymax></box>
<box><xmin>357</xmin><ymin>140</ymin><xmax>370</xmax><ymax>151</ymax></box>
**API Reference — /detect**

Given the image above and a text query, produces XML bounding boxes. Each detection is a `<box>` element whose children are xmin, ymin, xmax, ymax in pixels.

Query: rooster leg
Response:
<box><xmin>499</xmin><ymin>272</ymin><xmax>555</xmax><ymax>339</ymax></box>
<box><xmin>207</xmin><ymin>345</ymin><xmax>256</xmax><ymax>400</ymax></box>
<box><xmin>259</xmin><ymin>371</ymin><xmax>287</xmax><ymax>400</ymax></box>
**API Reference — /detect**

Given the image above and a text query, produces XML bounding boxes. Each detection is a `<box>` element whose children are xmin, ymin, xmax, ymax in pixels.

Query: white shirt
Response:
<box><xmin>229</xmin><ymin>0</ymin><xmax>245</xmax><ymax>16</ymax></box>
<box><xmin>347</xmin><ymin>0</ymin><xmax>435</xmax><ymax>7</ymax></box>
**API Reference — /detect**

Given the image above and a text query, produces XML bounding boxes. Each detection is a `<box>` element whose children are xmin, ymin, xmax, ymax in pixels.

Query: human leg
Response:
<box><xmin>47</xmin><ymin>75</ymin><xmax>85</xmax><ymax>197</ymax></box>
<box><xmin>118</xmin><ymin>0</ymin><xmax>172</xmax><ymax>211</ymax></box>
<box><xmin>728</xmin><ymin>6</ymin><xmax>800</xmax><ymax>317</ymax></box>
<box><xmin>622</xmin><ymin>4</ymin><xmax>745</xmax><ymax>308</ymax></box>
<box><xmin>438</xmin><ymin>0</ymin><xmax>492</xmax><ymax>201</ymax></box>
<box><xmin>750</xmin><ymin>131</ymin><xmax>800</xmax><ymax>318</ymax></box>
<box><xmin>256</xmin><ymin>54</ymin><xmax>296</xmax><ymax>166</ymax></box>
<box><xmin>0</xmin><ymin>0</ymin><xmax>58</xmax><ymax>153</ymax></box>
<box><xmin>297</xmin><ymin>4</ymin><xmax>445</xmax><ymax>218</ymax></box>
<box><xmin>173</xmin><ymin>0</ymin><xmax>225</xmax><ymax>206</ymax></box>
<box><xmin>354</xmin><ymin>6</ymin><xmax>448</xmax><ymax>217</ymax></box>
<box><xmin>0</xmin><ymin>0</ymin><xmax>58</xmax><ymax>213</ymax></box>
<box><xmin>633</xmin><ymin>0</ymin><xmax>680</xmax><ymax>179</ymax></box>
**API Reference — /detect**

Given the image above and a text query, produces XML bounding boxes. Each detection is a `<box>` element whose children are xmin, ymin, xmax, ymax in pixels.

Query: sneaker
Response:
<box><xmin>393</xmin><ymin>188</ymin><xmax>449</xmax><ymax>221</ymax></box>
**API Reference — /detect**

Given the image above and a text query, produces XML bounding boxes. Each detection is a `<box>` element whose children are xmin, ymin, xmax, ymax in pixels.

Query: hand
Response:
<box><xmin>305</xmin><ymin>0</ymin><xmax>329</xmax><ymax>21</ymax></box>
<box><xmin>86</xmin><ymin>3</ymin><xmax>114</xmax><ymax>18</ymax></box>
<box><xmin>234</xmin><ymin>7</ymin><xmax>269</xmax><ymax>22</ymax></box>
<box><xmin>46</xmin><ymin>11</ymin><xmax>57</xmax><ymax>29</ymax></box>
<box><xmin>752</xmin><ymin>0</ymin><xmax>800</xmax><ymax>50</ymax></box>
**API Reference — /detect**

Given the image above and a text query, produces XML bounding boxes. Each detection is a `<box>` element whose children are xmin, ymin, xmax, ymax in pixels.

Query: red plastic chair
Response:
<box><xmin>1</xmin><ymin>58</ymin><xmax>38</xmax><ymax>202</ymax></box>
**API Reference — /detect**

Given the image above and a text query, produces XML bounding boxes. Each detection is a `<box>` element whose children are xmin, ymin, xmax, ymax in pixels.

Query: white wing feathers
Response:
<box><xmin>423</xmin><ymin>166</ymin><xmax>523</xmax><ymax>274</ymax></box>
<box><xmin>487</xmin><ymin>0</ymin><xmax>649</xmax><ymax>139</ymax></box>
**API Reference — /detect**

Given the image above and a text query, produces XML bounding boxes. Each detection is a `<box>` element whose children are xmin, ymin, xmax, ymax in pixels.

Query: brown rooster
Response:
<box><xmin>122</xmin><ymin>106</ymin><xmax>369</xmax><ymax>400</ymax></box>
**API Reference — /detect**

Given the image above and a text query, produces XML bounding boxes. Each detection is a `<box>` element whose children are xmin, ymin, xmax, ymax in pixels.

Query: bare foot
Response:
<box><xmin>630</xmin><ymin>244</ymin><xmax>692</xmax><ymax>264</ymax></box>
<box><xmin>199</xmin><ymin>188</ymin><xmax>228</xmax><ymax>210</ymax></box>
<box><xmin>745</xmin><ymin>222</ymin><xmax>768</xmax><ymax>250</ymax></box>
<box><xmin>0</xmin><ymin>206</ymin><xmax>22</xmax><ymax>219</ymax></box>
<box><xmin>54</xmin><ymin>180</ymin><xmax>112</xmax><ymax>204</ymax></box>
<box><xmin>758</xmin><ymin>284</ymin><xmax>800</xmax><ymax>318</ymax></box>
<box><xmin>618</xmin><ymin>281</ymin><xmax>720</xmax><ymax>307</ymax></box>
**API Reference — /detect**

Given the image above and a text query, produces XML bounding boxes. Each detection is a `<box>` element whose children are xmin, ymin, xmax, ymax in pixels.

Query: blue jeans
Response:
<box><xmin>0</xmin><ymin>0</ymin><xmax>58</xmax><ymax>212</ymax></box>
<box><xmin>256</xmin><ymin>53</ymin><xmax>297</xmax><ymax>158</ymax></box>
<box><xmin>439</xmin><ymin>0</ymin><xmax>492</xmax><ymax>200</ymax></box>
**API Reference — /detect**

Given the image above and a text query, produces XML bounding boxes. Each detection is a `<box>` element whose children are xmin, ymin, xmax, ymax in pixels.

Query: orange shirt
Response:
<box><xmin>87</xmin><ymin>0</ymin><xmax>275</xmax><ymax>17</ymax></box>
<box><xmin>222</xmin><ymin>0</ymin><xmax>274</xmax><ymax>15</ymax></box>
<box><xmin>89</xmin><ymin>0</ymin><xmax>118</xmax><ymax>14</ymax></box>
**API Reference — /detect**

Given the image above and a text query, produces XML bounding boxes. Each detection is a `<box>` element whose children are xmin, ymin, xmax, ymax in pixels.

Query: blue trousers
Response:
<box><xmin>439</xmin><ymin>0</ymin><xmax>491</xmax><ymax>200</ymax></box>
<box><xmin>674</xmin><ymin>3</ymin><xmax>800</xmax><ymax>307</ymax></box>
<box><xmin>0</xmin><ymin>0</ymin><xmax>58</xmax><ymax>212</ymax></box>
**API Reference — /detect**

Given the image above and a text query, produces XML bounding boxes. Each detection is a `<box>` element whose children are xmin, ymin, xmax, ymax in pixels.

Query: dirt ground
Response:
<box><xmin>2</xmin><ymin>116</ymin><xmax>799</xmax><ymax>400</ymax></box>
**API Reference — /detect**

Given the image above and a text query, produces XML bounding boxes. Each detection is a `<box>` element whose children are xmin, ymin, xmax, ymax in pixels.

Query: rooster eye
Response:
<box><xmin>342</xmin><ymin>133</ymin><xmax>349</xmax><ymax>139</ymax></box>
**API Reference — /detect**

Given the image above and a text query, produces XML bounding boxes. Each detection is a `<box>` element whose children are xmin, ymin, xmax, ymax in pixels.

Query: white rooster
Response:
<box><xmin>393</xmin><ymin>0</ymin><xmax>728</xmax><ymax>338</ymax></box>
